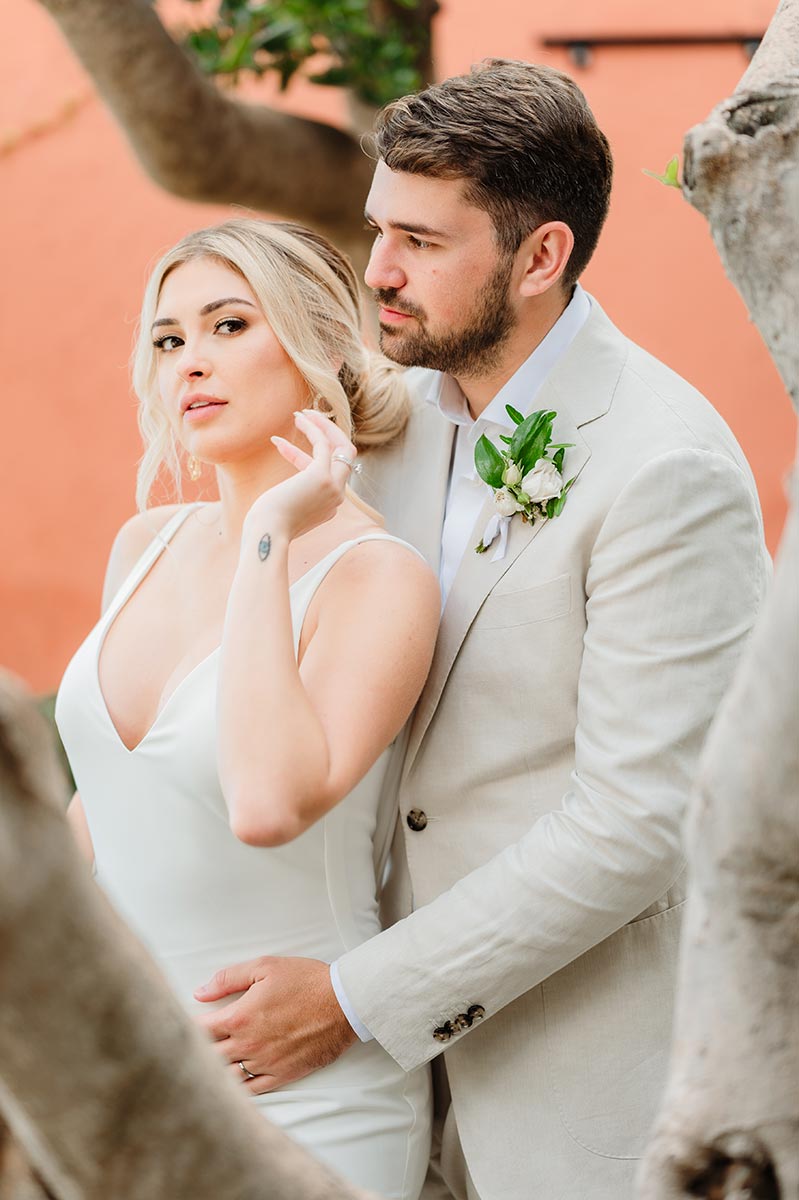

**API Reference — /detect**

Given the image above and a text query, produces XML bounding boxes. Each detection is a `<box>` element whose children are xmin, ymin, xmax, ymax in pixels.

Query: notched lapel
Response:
<box><xmin>402</xmin><ymin>301</ymin><xmax>628</xmax><ymax>774</ymax></box>
<box><xmin>404</xmin><ymin>411</ymin><xmax>591</xmax><ymax>775</ymax></box>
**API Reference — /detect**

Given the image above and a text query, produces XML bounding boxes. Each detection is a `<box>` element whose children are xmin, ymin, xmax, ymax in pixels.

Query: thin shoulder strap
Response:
<box><xmin>289</xmin><ymin>532</ymin><xmax>426</xmax><ymax>655</ymax></box>
<box><xmin>102</xmin><ymin>505</ymin><xmax>201</xmax><ymax>624</ymax></box>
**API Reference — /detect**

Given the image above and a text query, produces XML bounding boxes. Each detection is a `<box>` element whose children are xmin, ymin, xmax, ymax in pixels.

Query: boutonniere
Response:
<box><xmin>474</xmin><ymin>406</ymin><xmax>575</xmax><ymax>556</ymax></box>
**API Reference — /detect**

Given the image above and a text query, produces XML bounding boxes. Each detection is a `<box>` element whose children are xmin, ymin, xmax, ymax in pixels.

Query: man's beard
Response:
<box><xmin>374</xmin><ymin>255</ymin><xmax>516</xmax><ymax>377</ymax></box>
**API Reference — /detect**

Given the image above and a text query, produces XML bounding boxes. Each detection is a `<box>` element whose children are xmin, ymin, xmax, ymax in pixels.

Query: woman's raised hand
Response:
<box><xmin>243</xmin><ymin>410</ymin><xmax>359</xmax><ymax>543</ymax></box>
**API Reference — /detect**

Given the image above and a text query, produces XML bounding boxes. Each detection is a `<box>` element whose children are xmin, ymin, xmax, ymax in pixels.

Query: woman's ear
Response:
<box><xmin>516</xmin><ymin>222</ymin><xmax>575</xmax><ymax>298</ymax></box>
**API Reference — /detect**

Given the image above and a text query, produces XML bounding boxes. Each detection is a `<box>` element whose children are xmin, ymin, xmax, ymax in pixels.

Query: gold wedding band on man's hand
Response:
<box><xmin>331</xmin><ymin>452</ymin><xmax>362</xmax><ymax>475</ymax></box>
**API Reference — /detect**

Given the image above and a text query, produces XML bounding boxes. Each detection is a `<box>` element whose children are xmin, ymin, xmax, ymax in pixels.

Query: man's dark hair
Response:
<box><xmin>371</xmin><ymin>59</ymin><xmax>613</xmax><ymax>289</ymax></box>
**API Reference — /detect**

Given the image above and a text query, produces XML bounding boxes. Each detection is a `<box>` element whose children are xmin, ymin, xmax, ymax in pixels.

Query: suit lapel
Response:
<box><xmin>403</xmin><ymin>301</ymin><xmax>628</xmax><ymax>774</ymax></box>
<box><xmin>357</xmin><ymin>392</ymin><xmax>455</xmax><ymax>573</ymax></box>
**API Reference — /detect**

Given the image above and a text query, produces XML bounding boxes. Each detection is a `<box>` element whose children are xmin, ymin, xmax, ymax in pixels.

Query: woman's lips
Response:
<box><xmin>182</xmin><ymin>396</ymin><xmax>228</xmax><ymax>422</ymax></box>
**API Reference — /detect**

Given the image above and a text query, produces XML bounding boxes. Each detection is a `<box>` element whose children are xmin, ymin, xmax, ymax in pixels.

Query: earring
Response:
<box><xmin>187</xmin><ymin>455</ymin><xmax>202</xmax><ymax>481</ymax></box>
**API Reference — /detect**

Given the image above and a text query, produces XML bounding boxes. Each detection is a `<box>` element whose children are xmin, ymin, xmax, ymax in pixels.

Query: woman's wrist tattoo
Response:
<box><xmin>257</xmin><ymin>533</ymin><xmax>272</xmax><ymax>562</ymax></box>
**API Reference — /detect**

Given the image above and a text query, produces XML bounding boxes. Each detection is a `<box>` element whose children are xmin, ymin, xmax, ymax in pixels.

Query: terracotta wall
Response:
<box><xmin>1</xmin><ymin>0</ymin><xmax>794</xmax><ymax>693</ymax></box>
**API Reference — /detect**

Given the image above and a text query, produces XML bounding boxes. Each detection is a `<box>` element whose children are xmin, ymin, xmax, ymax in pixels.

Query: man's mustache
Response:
<box><xmin>372</xmin><ymin>290</ymin><xmax>426</xmax><ymax>321</ymax></box>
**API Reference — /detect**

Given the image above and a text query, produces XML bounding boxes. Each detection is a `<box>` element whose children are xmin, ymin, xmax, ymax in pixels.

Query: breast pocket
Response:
<box><xmin>477</xmin><ymin>573</ymin><xmax>572</xmax><ymax>630</ymax></box>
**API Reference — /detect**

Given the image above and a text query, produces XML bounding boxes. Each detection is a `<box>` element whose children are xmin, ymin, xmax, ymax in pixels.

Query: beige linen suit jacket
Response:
<box><xmin>343</xmin><ymin>301</ymin><xmax>768</xmax><ymax>1199</ymax></box>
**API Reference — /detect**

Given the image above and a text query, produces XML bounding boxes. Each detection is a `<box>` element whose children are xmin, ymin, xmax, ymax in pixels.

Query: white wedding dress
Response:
<box><xmin>56</xmin><ymin>504</ymin><xmax>431</xmax><ymax>1200</ymax></box>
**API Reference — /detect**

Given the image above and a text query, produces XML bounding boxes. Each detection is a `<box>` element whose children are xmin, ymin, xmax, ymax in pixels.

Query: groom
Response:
<box><xmin>196</xmin><ymin>61</ymin><xmax>768</xmax><ymax>1198</ymax></box>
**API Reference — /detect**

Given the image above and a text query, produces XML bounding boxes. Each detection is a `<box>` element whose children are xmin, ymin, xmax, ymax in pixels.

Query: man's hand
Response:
<box><xmin>194</xmin><ymin>956</ymin><xmax>357</xmax><ymax>1094</ymax></box>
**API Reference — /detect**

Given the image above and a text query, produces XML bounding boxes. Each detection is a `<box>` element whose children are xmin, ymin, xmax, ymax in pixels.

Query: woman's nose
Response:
<box><xmin>176</xmin><ymin>349</ymin><xmax>212</xmax><ymax>382</ymax></box>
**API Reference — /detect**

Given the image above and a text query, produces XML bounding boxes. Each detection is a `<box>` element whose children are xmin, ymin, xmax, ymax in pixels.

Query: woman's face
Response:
<box><xmin>152</xmin><ymin>255</ymin><xmax>307</xmax><ymax>465</ymax></box>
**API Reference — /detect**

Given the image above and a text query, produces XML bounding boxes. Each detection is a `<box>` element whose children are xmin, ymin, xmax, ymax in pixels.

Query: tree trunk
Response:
<box><xmin>34</xmin><ymin>0</ymin><xmax>386</xmax><ymax>271</ymax></box>
<box><xmin>0</xmin><ymin>673</ymin><xmax>368</xmax><ymax>1199</ymax></box>
<box><xmin>638</xmin><ymin>2</ymin><xmax>799</xmax><ymax>1196</ymax></box>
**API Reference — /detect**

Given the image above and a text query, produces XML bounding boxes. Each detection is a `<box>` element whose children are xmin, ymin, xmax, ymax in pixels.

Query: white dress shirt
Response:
<box><xmin>331</xmin><ymin>285</ymin><xmax>592</xmax><ymax>1040</ymax></box>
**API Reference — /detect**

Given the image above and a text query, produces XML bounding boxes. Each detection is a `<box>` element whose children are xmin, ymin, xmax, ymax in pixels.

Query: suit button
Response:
<box><xmin>406</xmin><ymin>809</ymin><xmax>428</xmax><ymax>831</ymax></box>
<box><xmin>467</xmin><ymin>1004</ymin><xmax>486</xmax><ymax>1022</ymax></box>
<box><xmin>433</xmin><ymin>1023</ymin><xmax>453</xmax><ymax>1042</ymax></box>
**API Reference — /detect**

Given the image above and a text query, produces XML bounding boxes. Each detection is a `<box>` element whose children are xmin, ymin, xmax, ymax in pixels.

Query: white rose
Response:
<box><xmin>493</xmin><ymin>487</ymin><xmax>524</xmax><ymax>517</ymax></box>
<box><xmin>520</xmin><ymin>459</ymin><xmax>563</xmax><ymax>503</ymax></box>
<box><xmin>502</xmin><ymin>462</ymin><xmax>522</xmax><ymax>487</ymax></box>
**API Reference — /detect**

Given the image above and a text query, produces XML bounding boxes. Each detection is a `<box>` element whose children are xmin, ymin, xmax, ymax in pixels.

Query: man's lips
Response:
<box><xmin>181</xmin><ymin>393</ymin><xmax>228</xmax><ymax>416</ymax></box>
<box><xmin>378</xmin><ymin>306</ymin><xmax>416</xmax><ymax>324</ymax></box>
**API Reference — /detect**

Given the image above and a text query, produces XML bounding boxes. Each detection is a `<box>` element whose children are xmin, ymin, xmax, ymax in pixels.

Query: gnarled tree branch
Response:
<box><xmin>639</xmin><ymin>2</ymin><xmax>799</xmax><ymax>1197</ymax></box>
<box><xmin>37</xmin><ymin>0</ymin><xmax>378</xmax><ymax>261</ymax></box>
<box><xmin>0</xmin><ymin>673</ymin><xmax>367</xmax><ymax>1199</ymax></box>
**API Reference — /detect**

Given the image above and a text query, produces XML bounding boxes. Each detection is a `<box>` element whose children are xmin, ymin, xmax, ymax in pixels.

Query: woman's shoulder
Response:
<box><xmin>100</xmin><ymin>504</ymin><xmax>188</xmax><ymax>613</ymax></box>
<box><xmin>328</xmin><ymin>524</ymin><xmax>440</xmax><ymax>613</ymax></box>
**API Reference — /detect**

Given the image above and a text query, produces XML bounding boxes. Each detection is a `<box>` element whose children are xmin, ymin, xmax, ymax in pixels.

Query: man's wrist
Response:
<box><xmin>329</xmin><ymin>961</ymin><xmax>375</xmax><ymax>1043</ymax></box>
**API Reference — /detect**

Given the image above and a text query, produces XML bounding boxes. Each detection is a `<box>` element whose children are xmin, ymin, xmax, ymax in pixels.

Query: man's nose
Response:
<box><xmin>364</xmin><ymin>239</ymin><xmax>406</xmax><ymax>292</ymax></box>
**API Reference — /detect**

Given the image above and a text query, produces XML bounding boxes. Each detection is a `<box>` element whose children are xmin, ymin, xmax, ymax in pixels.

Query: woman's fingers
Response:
<box><xmin>300</xmin><ymin>409</ymin><xmax>357</xmax><ymax>458</ymax></box>
<box><xmin>271</xmin><ymin>435</ymin><xmax>312</xmax><ymax>471</ymax></box>
<box><xmin>294</xmin><ymin>412</ymin><xmax>354</xmax><ymax>490</ymax></box>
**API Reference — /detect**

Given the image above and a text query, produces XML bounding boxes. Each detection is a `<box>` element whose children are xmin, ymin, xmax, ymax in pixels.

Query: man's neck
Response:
<box><xmin>455</xmin><ymin>287</ymin><xmax>570</xmax><ymax>420</ymax></box>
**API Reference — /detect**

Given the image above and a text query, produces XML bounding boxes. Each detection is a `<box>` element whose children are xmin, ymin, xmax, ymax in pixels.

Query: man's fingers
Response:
<box><xmin>194</xmin><ymin>960</ymin><xmax>266</xmax><ymax>1001</ymax></box>
<box><xmin>227</xmin><ymin>1062</ymin><xmax>280</xmax><ymax>1095</ymax></box>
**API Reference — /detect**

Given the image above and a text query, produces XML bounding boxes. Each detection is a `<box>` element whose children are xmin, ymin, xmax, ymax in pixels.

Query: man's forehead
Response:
<box><xmin>366</xmin><ymin>162</ymin><xmax>488</xmax><ymax>233</ymax></box>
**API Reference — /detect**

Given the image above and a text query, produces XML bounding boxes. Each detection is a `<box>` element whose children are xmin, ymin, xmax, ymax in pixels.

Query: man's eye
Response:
<box><xmin>215</xmin><ymin>317</ymin><xmax>247</xmax><ymax>335</ymax></box>
<box><xmin>153</xmin><ymin>334</ymin><xmax>183</xmax><ymax>351</ymax></box>
<box><xmin>364</xmin><ymin>224</ymin><xmax>382</xmax><ymax>240</ymax></box>
<box><xmin>408</xmin><ymin>236</ymin><xmax>431</xmax><ymax>249</ymax></box>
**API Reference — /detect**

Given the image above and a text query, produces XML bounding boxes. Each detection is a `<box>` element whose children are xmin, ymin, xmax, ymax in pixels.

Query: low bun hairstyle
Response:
<box><xmin>131</xmin><ymin>217</ymin><xmax>410</xmax><ymax>510</ymax></box>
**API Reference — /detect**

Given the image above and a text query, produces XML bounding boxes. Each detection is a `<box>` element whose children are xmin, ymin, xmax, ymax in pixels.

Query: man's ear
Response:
<box><xmin>516</xmin><ymin>222</ymin><xmax>574</xmax><ymax>298</ymax></box>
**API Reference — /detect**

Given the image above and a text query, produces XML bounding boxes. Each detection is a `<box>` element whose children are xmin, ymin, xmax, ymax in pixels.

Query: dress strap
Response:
<box><xmin>102</xmin><ymin>504</ymin><xmax>202</xmax><ymax>625</ymax></box>
<box><xmin>289</xmin><ymin>533</ymin><xmax>426</xmax><ymax>656</ymax></box>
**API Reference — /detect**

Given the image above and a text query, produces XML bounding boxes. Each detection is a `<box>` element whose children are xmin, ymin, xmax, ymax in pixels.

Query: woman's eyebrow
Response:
<box><xmin>152</xmin><ymin>297</ymin><xmax>257</xmax><ymax>330</ymax></box>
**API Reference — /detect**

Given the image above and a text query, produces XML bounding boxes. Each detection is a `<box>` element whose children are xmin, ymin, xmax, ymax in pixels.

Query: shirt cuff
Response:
<box><xmin>330</xmin><ymin>960</ymin><xmax>374</xmax><ymax>1043</ymax></box>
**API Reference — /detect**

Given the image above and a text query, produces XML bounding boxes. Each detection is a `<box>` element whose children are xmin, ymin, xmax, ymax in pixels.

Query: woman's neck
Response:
<box><xmin>212</xmin><ymin>450</ymin><xmax>295</xmax><ymax>543</ymax></box>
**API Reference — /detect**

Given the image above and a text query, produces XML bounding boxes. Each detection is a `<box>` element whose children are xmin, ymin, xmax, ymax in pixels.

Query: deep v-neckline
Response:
<box><xmin>95</xmin><ymin>505</ymin><xmax>218</xmax><ymax>755</ymax></box>
<box><xmin>95</xmin><ymin>511</ymin><xmax>396</xmax><ymax>756</ymax></box>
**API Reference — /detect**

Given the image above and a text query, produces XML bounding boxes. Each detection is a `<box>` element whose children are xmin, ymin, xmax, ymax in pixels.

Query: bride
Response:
<box><xmin>55</xmin><ymin>217</ymin><xmax>439</xmax><ymax>1199</ymax></box>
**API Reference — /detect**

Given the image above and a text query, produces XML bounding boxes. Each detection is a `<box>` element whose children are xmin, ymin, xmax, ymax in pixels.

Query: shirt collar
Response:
<box><xmin>427</xmin><ymin>284</ymin><xmax>592</xmax><ymax>441</ymax></box>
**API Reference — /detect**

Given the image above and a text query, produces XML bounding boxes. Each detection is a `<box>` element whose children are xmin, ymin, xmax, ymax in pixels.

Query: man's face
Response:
<box><xmin>364</xmin><ymin>162</ymin><xmax>517</xmax><ymax>377</ymax></box>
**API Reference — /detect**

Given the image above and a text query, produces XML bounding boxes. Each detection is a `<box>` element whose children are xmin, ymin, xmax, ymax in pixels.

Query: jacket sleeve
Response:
<box><xmin>336</xmin><ymin>448</ymin><xmax>768</xmax><ymax>1071</ymax></box>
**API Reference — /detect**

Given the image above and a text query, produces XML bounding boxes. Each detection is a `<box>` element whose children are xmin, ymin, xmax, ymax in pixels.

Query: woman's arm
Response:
<box><xmin>67</xmin><ymin>792</ymin><xmax>95</xmax><ymax>866</ymax></box>
<box><xmin>217</xmin><ymin>413</ymin><xmax>440</xmax><ymax>847</ymax></box>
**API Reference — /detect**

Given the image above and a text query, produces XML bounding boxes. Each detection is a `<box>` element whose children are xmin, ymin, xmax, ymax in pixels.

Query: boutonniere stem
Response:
<box><xmin>474</xmin><ymin>405</ymin><xmax>575</xmax><ymax>556</ymax></box>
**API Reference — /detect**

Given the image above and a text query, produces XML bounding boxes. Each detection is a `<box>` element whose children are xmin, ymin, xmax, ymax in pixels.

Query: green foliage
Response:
<box><xmin>180</xmin><ymin>0</ymin><xmax>430</xmax><ymax>106</ymax></box>
<box><xmin>643</xmin><ymin>154</ymin><xmax>682</xmax><ymax>190</ymax></box>
<box><xmin>475</xmin><ymin>434</ymin><xmax>505</xmax><ymax>488</ymax></box>
<box><xmin>509</xmin><ymin>409</ymin><xmax>557</xmax><ymax>474</ymax></box>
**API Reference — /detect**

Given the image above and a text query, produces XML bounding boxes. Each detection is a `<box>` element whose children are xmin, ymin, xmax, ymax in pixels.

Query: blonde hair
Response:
<box><xmin>131</xmin><ymin>218</ymin><xmax>410</xmax><ymax>510</ymax></box>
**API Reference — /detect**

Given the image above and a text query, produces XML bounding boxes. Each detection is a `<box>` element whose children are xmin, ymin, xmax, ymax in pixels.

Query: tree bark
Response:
<box><xmin>35</xmin><ymin>0</ymin><xmax>379</xmax><ymax>267</ymax></box>
<box><xmin>0</xmin><ymin>673</ymin><xmax>368</xmax><ymax>1200</ymax></box>
<box><xmin>638</xmin><ymin>2</ymin><xmax>799</xmax><ymax>1197</ymax></box>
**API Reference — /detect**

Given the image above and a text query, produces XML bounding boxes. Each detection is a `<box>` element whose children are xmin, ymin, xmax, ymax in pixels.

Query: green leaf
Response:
<box><xmin>553</xmin><ymin>447</ymin><xmax>565</xmax><ymax>473</ymax></box>
<box><xmin>510</xmin><ymin>409</ymin><xmax>557</xmax><ymax>474</ymax></box>
<box><xmin>642</xmin><ymin>154</ymin><xmax>681</xmax><ymax>190</ymax></box>
<box><xmin>505</xmin><ymin>404</ymin><xmax>525</xmax><ymax>426</ymax></box>
<box><xmin>499</xmin><ymin>434</ymin><xmax>513</xmax><ymax>445</ymax></box>
<box><xmin>547</xmin><ymin>475</ymin><xmax>577</xmax><ymax>519</ymax></box>
<box><xmin>474</xmin><ymin>434</ymin><xmax>505</xmax><ymax>488</ymax></box>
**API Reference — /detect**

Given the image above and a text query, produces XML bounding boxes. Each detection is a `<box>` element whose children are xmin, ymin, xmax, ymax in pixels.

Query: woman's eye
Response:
<box><xmin>215</xmin><ymin>317</ymin><xmax>247</xmax><ymax>335</ymax></box>
<box><xmin>153</xmin><ymin>334</ymin><xmax>183</xmax><ymax>352</ymax></box>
